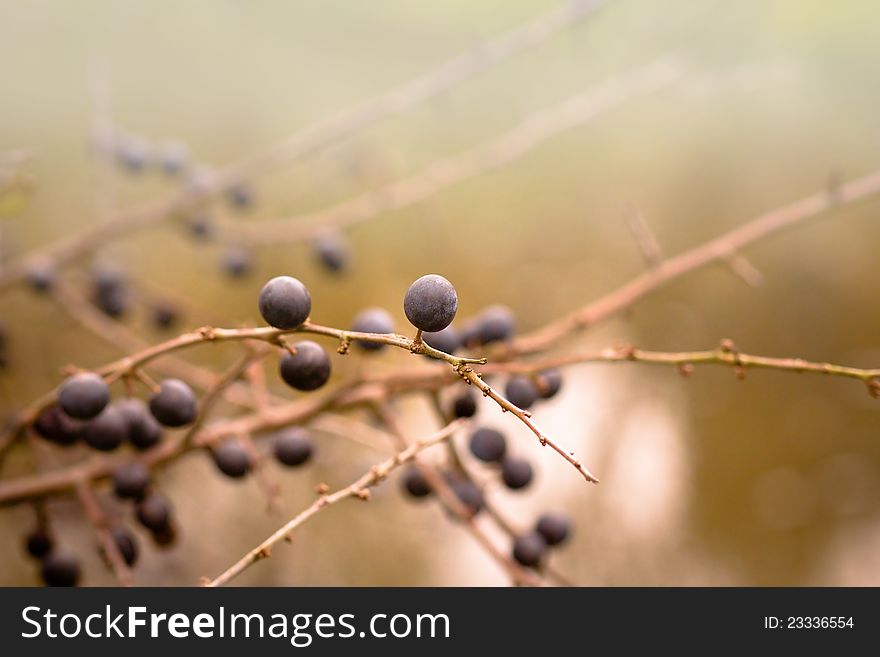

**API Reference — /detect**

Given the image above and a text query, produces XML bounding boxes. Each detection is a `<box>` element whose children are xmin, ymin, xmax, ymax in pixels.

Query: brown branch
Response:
<box><xmin>511</xmin><ymin>167</ymin><xmax>880</xmax><ymax>354</ymax></box>
<box><xmin>75</xmin><ymin>481</ymin><xmax>133</xmax><ymax>586</ymax></box>
<box><xmin>230</xmin><ymin>58</ymin><xmax>683</xmax><ymax>246</ymax></box>
<box><xmin>204</xmin><ymin>418</ymin><xmax>466</xmax><ymax>587</ymax></box>
<box><xmin>0</xmin><ymin>0</ymin><xmax>603</xmax><ymax>292</ymax></box>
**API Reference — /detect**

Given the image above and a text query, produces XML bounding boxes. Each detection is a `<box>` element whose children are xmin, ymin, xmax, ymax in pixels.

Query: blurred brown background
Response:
<box><xmin>1</xmin><ymin>0</ymin><xmax>879</xmax><ymax>586</ymax></box>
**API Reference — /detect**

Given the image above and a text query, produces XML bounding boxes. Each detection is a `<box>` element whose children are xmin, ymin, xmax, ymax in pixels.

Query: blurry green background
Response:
<box><xmin>1</xmin><ymin>0</ymin><xmax>879</xmax><ymax>586</ymax></box>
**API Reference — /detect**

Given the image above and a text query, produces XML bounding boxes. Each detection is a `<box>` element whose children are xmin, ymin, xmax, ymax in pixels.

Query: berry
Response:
<box><xmin>41</xmin><ymin>549</ymin><xmax>81</xmax><ymax>587</ymax></box>
<box><xmin>227</xmin><ymin>183</ymin><xmax>254</xmax><ymax>210</ymax></box>
<box><xmin>351</xmin><ymin>307</ymin><xmax>394</xmax><ymax>351</ymax></box>
<box><xmin>158</xmin><ymin>140</ymin><xmax>189</xmax><ymax>175</ymax></box>
<box><xmin>152</xmin><ymin>303</ymin><xmax>179</xmax><ymax>330</ymax></box>
<box><xmin>535</xmin><ymin>512</ymin><xmax>571</xmax><ymax>546</ymax></box>
<box><xmin>279</xmin><ymin>341</ymin><xmax>331</xmax><ymax>391</ymax></box>
<box><xmin>211</xmin><ymin>441</ymin><xmax>252</xmax><ymax>478</ymax></box>
<box><xmin>25</xmin><ymin>529</ymin><xmax>53</xmax><ymax>559</ymax></box>
<box><xmin>107</xmin><ymin>526</ymin><xmax>138</xmax><ymax>566</ymax></box>
<box><xmin>536</xmin><ymin>369</ymin><xmax>563</xmax><ymax>399</ymax></box>
<box><xmin>451</xmin><ymin>479</ymin><xmax>484</xmax><ymax>515</ymax></box>
<box><xmin>501</xmin><ymin>456</ymin><xmax>534</xmax><ymax>490</ymax></box>
<box><xmin>273</xmin><ymin>428</ymin><xmax>313</xmax><ymax>467</ymax></box>
<box><xmin>476</xmin><ymin>305</ymin><xmax>515</xmax><ymax>344</ymax></box>
<box><xmin>91</xmin><ymin>266</ymin><xmax>131</xmax><ymax>318</ymax></box>
<box><xmin>258</xmin><ymin>276</ymin><xmax>312</xmax><ymax>329</ymax></box>
<box><xmin>451</xmin><ymin>390</ymin><xmax>478</xmax><ymax>418</ymax></box>
<box><xmin>151</xmin><ymin>523</ymin><xmax>177</xmax><ymax>548</ymax></box>
<box><xmin>512</xmin><ymin>532</ymin><xmax>546</xmax><ymax>568</ymax></box>
<box><xmin>403</xmin><ymin>274</ymin><xmax>458</xmax><ymax>332</ymax></box>
<box><xmin>312</xmin><ymin>233</ymin><xmax>350</xmax><ymax>273</ymax></box>
<box><xmin>187</xmin><ymin>214</ymin><xmax>214</xmax><ymax>241</ymax></box>
<box><xmin>25</xmin><ymin>261</ymin><xmax>54</xmax><ymax>292</ymax></box>
<box><xmin>112</xmin><ymin>462</ymin><xmax>151</xmax><ymax>500</ymax></box>
<box><xmin>469</xmin><ymin>427</ymin><xmax>506</xmax><ymax>463</ymax></box>
<box><xmin>401</xmin><ymin>467</ymin><xmax>432</xmax><ymax>498</ymax></box>
<box><xmin>221</xmin><ymin>247</ymin><xmax>252</xmax><ymax>278</ymax></box>
<box><xmin>422</xmin><ymin>326</ymin><xmax>462</xmax><ymax>355</ymax></box>
<box><xmin>505</xmin><ymin>376</ymin><xmax>539</xmax><ymax>410</ymax></box>
<box><xmin>136</xmin><ymin>493</ymin><xmax>172</xmax><ymax>531</ymax></box>
<box><xmin>58</xmin><ymin>372</ymin><xmax>110</xmax><ymax>420</ymax></box>
<box><xmin>83</xmin><ymin>404</ymin><xmax>129</xmax><ymax>451</ymax></box>
<box><xmin>149</xmin><ymin>379</ymin><xmax>197</xmax><ymax>427</ymax></box>
<box><xmin>33</xmin><ymin>405</ymin><xmax>84</xmax><ymax>446</ymax></box>
<box><xmin>117</xmin><ymin>398</ymin><xmax>162</xmax><ymax>450</ymax></box>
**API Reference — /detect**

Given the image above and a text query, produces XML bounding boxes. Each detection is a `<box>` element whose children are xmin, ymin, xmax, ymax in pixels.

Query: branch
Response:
<box><xmin>204</xmin><ymin>419</ymin><xmax>466</xmax><ymax>587</ymax></box>
<box><xmin>511</xmin><ymin>167</ymin><xmax>880</xmax><ymax>354</ymax></box>
<box><xmin>75</xmin><ymin>481</ymin><xmax>133</xmax><ymax>586</ymax></box>
<box><xmin>229</xmin><ymin>58</ymin><xmax>684</xmax><ymax>246</ymax></box>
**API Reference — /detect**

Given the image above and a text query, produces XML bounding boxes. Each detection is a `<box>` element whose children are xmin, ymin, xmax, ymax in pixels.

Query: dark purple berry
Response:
<box><xmin>401</xmin><ymin>467</ymin><xmax>432</xmax><ymax>498</ymax></box>
<box><xmin>149</xmin><ymin>379</ymin><xmax>197</xmax><ymax>427</ymax></box>
<box><xmin>152</xmin><ymin>303</ymin><xmax>179</xmax><ymax>330</ymax></box>
<box><xmin>505</xmin><ymin>376</ymin><xmax>539</xmax><ymax>410</ymax></box>
<box><xmin>469</xmin><ymin>427</ymin><xmax>506</xmax><ymax>463</ymax></box>
<box><xmin>221</xmin><ymin>247</ymin><xmax>252</xmax><ymax>278</ymax></box>
<box><xmin>404</xmin><ymin>274</ymin><xmax>458</xmax><ymax>333</ymax></box>
<box><xmin>227</xmin><ymin>182</ymin><xmax>254</xmax><ymax>210</ymax></box>
<box><xmin>512</xmin><ymin>532</ymin><xmax>546</xmax><ymax>567</ymax></box>
<box><xmin>312</xmin><ymin>233</ymin><xmax>350</xmax><ymax>273</ymax></box>
<box><xmin>451</xmin><ymin>390</ymin><xmax>478</xmax><ymax>418</ymax></box>
<box><xmin>136</xmin><ymin>493</ymin><xmax>172</xmax><ymax>532</ymax></box>
<box><xmin>535</xmin><ymin>512</ymin><xmax>571</xmax><ymax>546</ymax></box>
<box><xmin>501</xmin><ymin>456</ymin><xmax>534</xmax><ymax>490</ymax></box>
<box><xmin>91</xmin><ymin>266</ymin><xmax>130</xmax><ymax>318</ymax></box>
<box><xmin>25</xmin><ymin>261</ymin><xmax>54</xmax><ymax>292</ymax></box>
<box><xmin>41</xmin><ymin>549</ymin><xmax>81</xmax><ymax>587</ymax></box>
<box><xmin>476</xmin><ymin>305</ymin><xmax>515</xmax><ymax>345</ymax></box>
<box><xmin>279</xmin><ymin>341</ymin><xmax>331</xmax><ymax>391</ymax></box>
<box><xmin>58</xmin><ymin>372</ymin><xmax>110</xmax><ymax>420</ymax></box>
<box><xmin>117</xmin><ymin>398</ymin><xmax>162</xmax><ymax>450</ymax></box>
<box><xmin>33</xmin><ymin>405</ymin><xmax>84</xmax><ymax>446</ymax></box>
<box><xmin>211</xmin><ymin>441</ymin><xmax>252</xmax><ymax>478</ymax></box>
<box><xmin>25</xmin><ymin>529</ymin><xmax>53</xmax><ymax>559</ymax></box>
<box><xmin>422</xmin><ymin>326</ymin><xmax>462</xmax><ymax>355</ymax></box>
<box><xmin>258</xmin><ymin>276</ymin><xmax>312</xmax><ymax>329</ymax></box>
<box><xmin>83</xmin><ymin>404</ymin><xmax>129</xmax><ymax>451</ymax></box>
<box><xmin>112</xmin><ymin>462</ymin><xmax>151</xmax><ymax>500</ymax></box>
<box><xmin>536</xmin><ymin>369</ymin><xmax>563</xmax><ymax>399</ymax></box>
<box><xmin>107</xmin><ymin>526</ymin><xmax>138</xmax><ymax>566</ymax></box>
<box><xmin>273</xmin><ymin>428</ymin><xmax>313</xmax><ymax>467</ymax></box>
<box><xmin>451</xmin><ymin>479</ymin><xmax>484</xmax><ymax>515</ymax></box>
<box><xmin>351</xmin><ymin>308</ymin><xmax>394</xmax><ymax>351</ymax></box>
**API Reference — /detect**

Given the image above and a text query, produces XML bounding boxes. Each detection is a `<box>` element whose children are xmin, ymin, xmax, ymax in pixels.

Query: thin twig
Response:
<box><xmin>75</xmin><ymin>481</ymin><xmax>133</xmax><ymax>586</ymax></box>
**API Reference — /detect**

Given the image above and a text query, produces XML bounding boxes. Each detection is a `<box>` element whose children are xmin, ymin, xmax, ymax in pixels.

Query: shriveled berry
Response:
<box><xmin>536</xmin><ymin>369</ymin><xmax>563</xmax><ymax>399</ymax></box>
<box><xmin>451</xmin><ymin>390</ymin><xmax>478</xmax><ymax>418</ymax></box>
<box><xmin>403</xmin><ymin>274</ymin><xmax>458</xmax><ymax>332</ymax></box>
<box><xmin>136</xmin><ymin>493</ymin><xmax>172</xmax><ymax>531</ymax></box>
<box><xmin>83</xmin><ymin>404</ymin><xmax>129</xmax><ymax>451</ymax></box>
<box><xmin>41</xmin><ymin>549</ymin><xmax>81</xmax><ymax>587</ymax></box>
<box><xmin>501</xmin><ymin>456</ymin><xmax>534</xmax><ymax>490</ymax></box>
<box><xmin>58</xmin><ymin>372</ymin><xmax>110</xmax><ymax>420</ymax></box>
<box><xmin>25</xmin><ymin>529</ymin><xmax>53</xmax><ymax>559</ymax></box>
<box><xmin>258</xmin><ymin>276</ymin><xmax>312</xmax><ymax>329</ymax></box>
<box><xmin>212</xmin><ymin>441</ymin><xmax>252</xmax><ymax>478</ymax></box>
<box><xmin>279</xmin><ymin>341</ymin><xmax>331</xmax><ymax>391</ymax></box>
<box><xmin>535</xmin><ymin>512</ymin><xmax>571</xmax><ymax>546</ymax></box>
<box><xmin>469</xmin><ymin>427</ymin><xmax>506</xmax><ymax>463</ymax></box>
<box><xmin>351</xmin><ymin>308</ymin><xmax>394</xmax><ymax>351</ymax></box>
<box><xmin>117</xmin><ymin>398</ymin><xmax>162</xmax><ymax>449</ymax></box>
<box><xmin>112</xmin><ymin>462</ymin><xmax>151</xmax><ymax>500</ymax></box>
<box><xmin>512</xmin><ymin>532</ymin><xmax>546</xmax><ymax>567</ymax></box>
<box><xmin>422</xmin><ymin>325</ymin><xmax>462</xmax><ymax>355</ymax></box>
<box><xmin>273</xmin><ymin>428</ymin><xmax>313</xmax><ymax>467</ymax></box>
<box><xmin>33</xmin><ymin>405</ymin><xmax>84</xmax><ymax>446</ymax></box>
<box><xmin>402</xmin><ymin>467</ymin><xmax>432</xmax><ymax>498</ymax></box>
<box><xmin>149</xmin><ymin>379</ymin><xmax>197</xmax><ymax>427</ymax></box>
<box><xmin>505</xmin><ymin>376</ymin><xmax>539</xmax><ymax>410</ymax></box>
